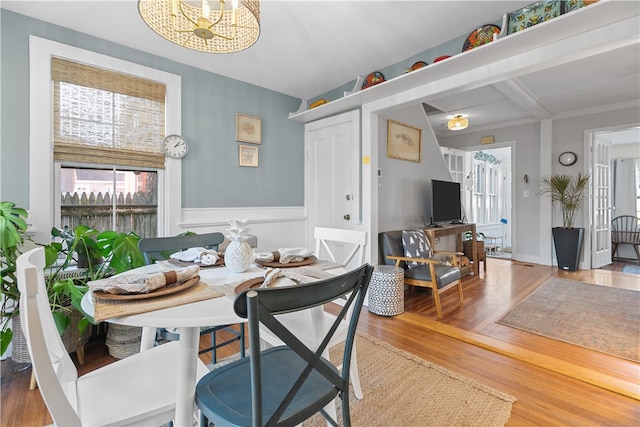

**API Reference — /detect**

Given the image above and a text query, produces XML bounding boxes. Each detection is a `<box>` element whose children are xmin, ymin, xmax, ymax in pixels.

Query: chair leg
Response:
<box><xmin>29</xmin><ymin>371</ymin><xmax>37</xmax><ymax>390</ymax></box>
<box><xmin>349</xmin><ymin>340</ymin><xmax>363</xmax><ymax>400</ymax></box>
<box><xmin>211</xmin><ymin>331</ymin><xmax>217</xmax><ymax>364</ymax></box>
<box><xmin>634</xmin><ymin>244</ymin><xmax>640</xmax><ymax>265</ymax></box>
<box><xmin>239</xmin><ymin>325</ymin><xmax>246</xmax><ymax>358</ymax></box>
<box><xmin>432</xmin><ymin>287</ymin><xmax>443</xmax><ymax>319</ymax></box>
<box><xmin>456</xmin><ymin>280</ymin><xmax>464</xmax><ymax>304</ymax></box>
<box><xmin>76</xmin><ymin>344</ymin><xmax>85</xmax><ymax>365</ymax></box>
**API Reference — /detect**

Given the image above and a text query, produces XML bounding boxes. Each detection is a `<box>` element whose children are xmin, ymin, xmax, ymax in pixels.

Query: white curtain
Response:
<box><xmin>612</xmin><ymin>158</ymin><xmax>638</xmax><ymax>217</ymax></box>
<box><xmin>612</xmin><ymin>158</ymin><xmax>640</xmax><ymax>259</ymax></box>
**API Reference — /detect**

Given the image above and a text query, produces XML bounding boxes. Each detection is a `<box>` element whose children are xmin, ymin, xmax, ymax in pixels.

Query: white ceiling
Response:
<box><xmin>2</xmin><ymin>0</ymin><xmax>639</xmax><ymax>140</ymax></box>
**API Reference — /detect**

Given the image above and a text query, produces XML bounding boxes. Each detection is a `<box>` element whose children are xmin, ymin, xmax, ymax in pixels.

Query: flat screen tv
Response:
<box><xmin>430</xmin><ymin>179</ymin><xmax>462</xmax><ymax>224</ymax></box>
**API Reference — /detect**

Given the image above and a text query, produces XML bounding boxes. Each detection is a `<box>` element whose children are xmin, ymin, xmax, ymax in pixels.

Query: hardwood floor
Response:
<box><xmin>2</xmin><ymin>258</ymin><xmax>639</xmax><ymax>426</ymax></box>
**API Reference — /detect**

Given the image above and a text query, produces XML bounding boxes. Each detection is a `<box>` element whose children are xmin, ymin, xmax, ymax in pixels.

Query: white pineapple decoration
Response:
<box><xmin>225</xmin><ymin>219</ymin><xmax>253</xmax><ymax>273</ymax></box>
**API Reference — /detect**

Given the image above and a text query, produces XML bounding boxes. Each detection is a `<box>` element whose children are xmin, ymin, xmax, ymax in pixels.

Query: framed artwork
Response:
<box><xmin>387</xmin><ymin>119</ymin><xmax>421</xmax><ymax>162</ymax></box>
<box><xmin>239</xmin><ymin>145</ymin><xmax>259</xmax><ymax>167</ymax></box>
<box><xmin>236</xmin><ymin>113</ymin><xmax>262</xmax><ymax>144</ymax></box>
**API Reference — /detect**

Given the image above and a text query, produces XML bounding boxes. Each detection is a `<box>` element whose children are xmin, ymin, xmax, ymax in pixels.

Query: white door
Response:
<box><xmin>305</xmin><ymin>110</ymin><xmax>360</xmax><ymax>247</ymax></box>
<box><xmin>591</xmin><ymin>135</ymin><xmax>612</xmax><ymax>268</ymax></box>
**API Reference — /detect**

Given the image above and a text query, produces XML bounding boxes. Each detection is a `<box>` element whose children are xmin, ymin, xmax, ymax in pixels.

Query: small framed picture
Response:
<box><xmin>236</xmin><ymin>113</ymin><xmax>262</xmax><ymax>144</ymax></box>
<box><xmin>387</xmin><ymin>119</ymin><xmax>421</xmax><ymax>162</ymax></box>
<box><xmin>239</xmin><ymin>145</ymin><xmax>259</xmax><ymax>167</ymax></box>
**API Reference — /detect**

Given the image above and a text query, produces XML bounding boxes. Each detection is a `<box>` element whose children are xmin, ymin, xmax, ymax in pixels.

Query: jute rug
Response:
<box><xmin>497</xmin><ymin>278</ymin><xmax>640</xmax><ymax>362</ymax></box>
<box><xmin>302</xmin><ymin>333</ymin><xmax>516</xmax><ymax>427</ymax></box>
<box><xmin>206</xmin><ymin>334</ymin><xmax>516</xmax><ymax>426</ymax></box>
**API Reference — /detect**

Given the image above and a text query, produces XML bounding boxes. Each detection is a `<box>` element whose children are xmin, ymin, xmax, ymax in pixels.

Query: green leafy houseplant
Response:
<box><xmin>539</xmin><ymin>172</ymin><xmax>590</xmax><ymax>228</ymax></box>
<box><xmin>0</xmin><ymin>202</ymin><xmax>147</xmax><ymax>357</ymax></box>
<box><xmin>0</xmin><ymin>202</ymin><xmax>30</xmax><ymax>356</ymax></box>
<box><xmin>43</xmin><ymin>226</ymin><xmax>147</xmax><ymax>340</ymax></box>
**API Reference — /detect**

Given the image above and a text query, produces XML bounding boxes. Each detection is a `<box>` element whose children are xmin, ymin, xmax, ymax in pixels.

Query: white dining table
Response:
<box><xmin>81</xmin><ymin>262</ymin><xmax>269</xmax><ymax>427</ymax></box>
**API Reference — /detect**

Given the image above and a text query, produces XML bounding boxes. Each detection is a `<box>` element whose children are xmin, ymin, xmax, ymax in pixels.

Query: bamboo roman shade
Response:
<box><xmin>52</xmin><ymin>57</ymin><xmax>166</xmax><ymax>169</ymax></box>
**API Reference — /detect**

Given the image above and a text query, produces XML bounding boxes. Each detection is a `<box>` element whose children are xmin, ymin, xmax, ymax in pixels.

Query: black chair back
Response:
<box><xmin>138</xmin><ymin>232</ymin><xmax>224</xmax><ymax>264</ymax></box>
<box><xmin>230</xmin><ymin>263</ymin><xmax>373</xmax><ymax>426</ymax></box>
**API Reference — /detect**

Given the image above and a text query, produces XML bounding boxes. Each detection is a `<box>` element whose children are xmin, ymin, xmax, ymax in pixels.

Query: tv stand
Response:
<box><xmin>424</xmin><ymin>223</ymin><xmax>478</xmax><ymax>276</ymax></box>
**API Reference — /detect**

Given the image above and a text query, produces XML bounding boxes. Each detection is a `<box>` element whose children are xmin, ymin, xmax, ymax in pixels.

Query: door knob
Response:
<box><xmin>344</xmin><ymin>214</ymin><xmax>351</xmax><ymax>221</ymax></box>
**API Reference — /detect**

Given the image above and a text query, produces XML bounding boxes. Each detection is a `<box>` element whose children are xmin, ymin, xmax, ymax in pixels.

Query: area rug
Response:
<box><xmin>497</xmin><ymin>278</ymin><xmax>640</xmax><ymax>362</ymax></box>
<box><xmin>622</xmin><ymin>264</ymin><xmax>640</xmax><ymax>274</ymax></box>
<box><xmin>301</xmin><ymin>333</ymin><xmax>516</xmax><ymax>427</ymax></box>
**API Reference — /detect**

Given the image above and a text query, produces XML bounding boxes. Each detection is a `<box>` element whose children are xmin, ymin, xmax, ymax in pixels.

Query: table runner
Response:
<box><xmin>91</xmin><ymin>281</ymin><xmax>222</xmax><ymax>322</ymax></box>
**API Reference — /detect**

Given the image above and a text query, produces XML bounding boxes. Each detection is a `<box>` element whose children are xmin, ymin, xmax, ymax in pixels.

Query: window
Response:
<box><xmin>470</xmin><ymin>151</ymin><xmax>503</xmax><ymax>225</ymax></box>
<box><xmin>59</xmin><ymin>167</ymin><xmax>158</xmax><ymax>236</ymax></box>
<box><xmin>51</xmin><ymin>58</ymin><xmax>165</xmax><ymax>237</ymax></box>
<box><xmin>29</xmin><ymin>37</ymin><xmax>181</xmax><ymax>245</ymax></box>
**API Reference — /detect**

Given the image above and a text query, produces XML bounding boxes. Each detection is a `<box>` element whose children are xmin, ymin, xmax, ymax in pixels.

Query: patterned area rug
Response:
<box><xmin>622</xmin><ymin>264</ymin><xmax>640</xmax><ymax>274</ymax></box>
<box><xmin>497</xmin><ymin>278</ymin><xmax>640</xmax><ymax>362</ymax></box>
<box><xmin>303</xmin><ymin>333</ymin><xmax>516</xmax><ymax>427</ymax></box>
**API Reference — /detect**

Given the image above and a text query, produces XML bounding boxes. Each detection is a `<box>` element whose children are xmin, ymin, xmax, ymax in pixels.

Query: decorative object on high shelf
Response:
<box><xmin>361</xmin><ymin>71</ymin><xmax>385</xmax><ymax>90</ymax></box>
<box><xmin>224</xmin><ymin>219</ymin><xmax>253</xmax><ymax>273</ymax></box>
<box><xmin>565</xmin><ymin>0</ymin><xmax>599</xmax><ymax>13</ymax></box>
<box><xmin>236</xmin><ymin>113</ymin><xmax>261</xmax><ymax>144</ymax></box>
<box><xmin>387</xmin><ymin>119</ymin><xmax>421</xmax><ymax>163</ymax></box>
<box><xmin>462</xmin><ymin>24</ymin><xmax>501</xmax><ymax>51</ymax></box>
<box><xmin>238</xmin><ymin>145</ymin><xmax>258</xmax><ymax>167</ymax></box>
<box><xmin>405</xmin><ymin>61</ymin><xmax>428</xmax><ymax>73</ymax></box>
<box><xmin>309</xmin><ymin>99</ymin><xmax>329</xmax><ymax>109</ymax></box>
<box><xmin>507</xmin><ymin>0</ymin><xmax>562</xmax><ymax>35</ymax></box>
<box><xmin>433</xmin><ymin>55</ymin><xmax>451</xmax><ymax>63</ymax></box>
<box><xmin>138</xmin><ymin>0</ymin><xmax>260</xmax><ymax>54</ymax></box>
<box><xmin>539</xmin><ymin>172</ymin><xmax>590</xmax><ymax>270</ymax></box>
<box><xmin>448</xmin><ymin>114</ymin><xmax>469</xmax><ymax>131</ymax></box>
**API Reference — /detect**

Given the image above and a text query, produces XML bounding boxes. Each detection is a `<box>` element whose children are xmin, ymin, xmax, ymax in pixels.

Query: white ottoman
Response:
<box><xmin>368</xmin><ymin>265</ymin><xmax>404</xmax><ymax>316</ymax></box>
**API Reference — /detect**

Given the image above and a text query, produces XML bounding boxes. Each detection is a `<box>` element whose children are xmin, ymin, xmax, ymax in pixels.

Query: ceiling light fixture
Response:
<box><xmin>448</xmin><ymin>114</ymin><xmax>469</xmax><ymax>131</ymax></box>
<box><xmin>138</xmin><ymin>0</ymin><xmax>260</xmax><ymax>54</ymax></box>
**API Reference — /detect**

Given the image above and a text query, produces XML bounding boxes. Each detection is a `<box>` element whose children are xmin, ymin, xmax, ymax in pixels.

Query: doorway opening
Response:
<box><xmin>441</xmin><ymin>145</ymin><xmax>513</xmax><ymax>259</ymax></box>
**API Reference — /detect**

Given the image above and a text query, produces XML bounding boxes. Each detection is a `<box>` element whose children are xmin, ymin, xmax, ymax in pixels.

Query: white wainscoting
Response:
<box><xmin>179</xmin><ymin>207</ymin><xmax>308</xmax><ymax>252</ymax></box>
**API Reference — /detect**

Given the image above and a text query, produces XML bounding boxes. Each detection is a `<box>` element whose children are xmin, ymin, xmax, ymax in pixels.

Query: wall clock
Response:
<box><xmin>558</xmin><ymin>151</ymin><xmax>577</xmax><ymax>166</ymax></box>
<box><xmin>162</xmin><ymin>134</ymin><xmax>189</xmax><ymax>159</ymax></box>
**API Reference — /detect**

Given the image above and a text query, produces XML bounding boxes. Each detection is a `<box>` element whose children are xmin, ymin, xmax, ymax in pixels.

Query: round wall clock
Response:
<box><xmin>558</xmin><ymin>151</ymin><xmax>577</xmax><ymax>166</ymax></box>
<box><xmin>162</xmin><ymin>135</ymin><xmax>189</xmax><ymax>159</ymax></box>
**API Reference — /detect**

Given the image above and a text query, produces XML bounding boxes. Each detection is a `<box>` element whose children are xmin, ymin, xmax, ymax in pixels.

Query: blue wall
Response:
<box><xmin>0</xmin><ymin>9</ymin><xmax>304</xmax><ymax>208</ymax></box>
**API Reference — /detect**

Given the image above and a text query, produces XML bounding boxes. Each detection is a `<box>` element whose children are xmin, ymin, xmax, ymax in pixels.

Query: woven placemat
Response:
<box><xmin>92</xmin><ymin>282</ymin><xmax>222</xmax><ymax>322</ymax></box>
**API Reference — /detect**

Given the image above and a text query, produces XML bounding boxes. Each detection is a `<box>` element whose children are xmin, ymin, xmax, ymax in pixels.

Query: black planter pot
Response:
<box><xmin>551</xmin><ymin>227</ymin><xmax>585</xmax><ymax>271</ymax></box>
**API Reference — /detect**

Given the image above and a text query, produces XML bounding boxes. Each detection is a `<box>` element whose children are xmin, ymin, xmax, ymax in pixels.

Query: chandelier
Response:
<box><xmin>138</xmin><ymin>0</ymin><xmax>260</xmax><ymax>54</ymax></box>
<box><xmin>448</xmin><ymin>114</ymin><xmax>469</xmax><ymax>131</ymax></box>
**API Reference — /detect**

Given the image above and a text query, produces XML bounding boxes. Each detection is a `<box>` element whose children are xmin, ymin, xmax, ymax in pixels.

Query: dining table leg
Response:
<box><xmin>139</xmin><ymin>326</ymin><xmax>156</xmax><ymax>351</ymax></box>
<box><xmin>174</xmin><ymin>327</ymin><xmax>200</xmax><ymax>427</ymax></box>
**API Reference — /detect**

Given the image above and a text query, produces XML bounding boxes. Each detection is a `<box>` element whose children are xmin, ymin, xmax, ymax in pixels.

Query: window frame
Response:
<box><xmin>29</xmin><ymin>36</ymin><xmax>182</xmax><ymax>244</ymax></box>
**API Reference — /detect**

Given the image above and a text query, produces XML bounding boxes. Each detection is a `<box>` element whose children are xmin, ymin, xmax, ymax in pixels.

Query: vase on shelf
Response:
<box><xmin>225</xmin><ymin>219</ymin><xmax>252</xmax><ymax>273</ymax></box>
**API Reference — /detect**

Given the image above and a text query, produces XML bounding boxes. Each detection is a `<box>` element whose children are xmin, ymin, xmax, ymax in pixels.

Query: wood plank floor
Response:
<box><xmin>2</xmin><ymin>258</ymin><xmax>639</xmax><ymax>426</ymax></box>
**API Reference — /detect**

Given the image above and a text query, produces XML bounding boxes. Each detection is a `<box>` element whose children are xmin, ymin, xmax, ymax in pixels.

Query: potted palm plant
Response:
<box><xmin>540</xmin><ymin>172</ymin><xmax>590</xmax><ymax>271</ymax></box>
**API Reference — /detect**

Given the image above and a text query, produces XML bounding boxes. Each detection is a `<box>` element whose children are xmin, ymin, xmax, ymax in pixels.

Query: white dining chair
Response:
<box><xmin>17</xmin><ymin>247</ymin><xmax>209</xmax><ymax>426</ymax></box>
<box><xmin>259</xmin><ymin>227</ymin><xmax>367</xmax><ymax>400</ymax></box>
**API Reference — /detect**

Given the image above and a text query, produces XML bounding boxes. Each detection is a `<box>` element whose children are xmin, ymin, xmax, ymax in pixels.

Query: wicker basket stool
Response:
<box><xmin>368</xmin><ymin>265</ymin><xmax>404</xmax><ymax>316</ymax></box>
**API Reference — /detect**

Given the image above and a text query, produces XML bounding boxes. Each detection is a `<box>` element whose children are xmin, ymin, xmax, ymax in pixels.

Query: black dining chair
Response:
<box><xmin>138</xmin><ymin>232</ymin><xmax>245</xmax><ymax>363</ymax></box>
<box><xmin>195</xmin><ymin>263</ymin><xmax>373</xmax><ymax>427</ymax></box>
